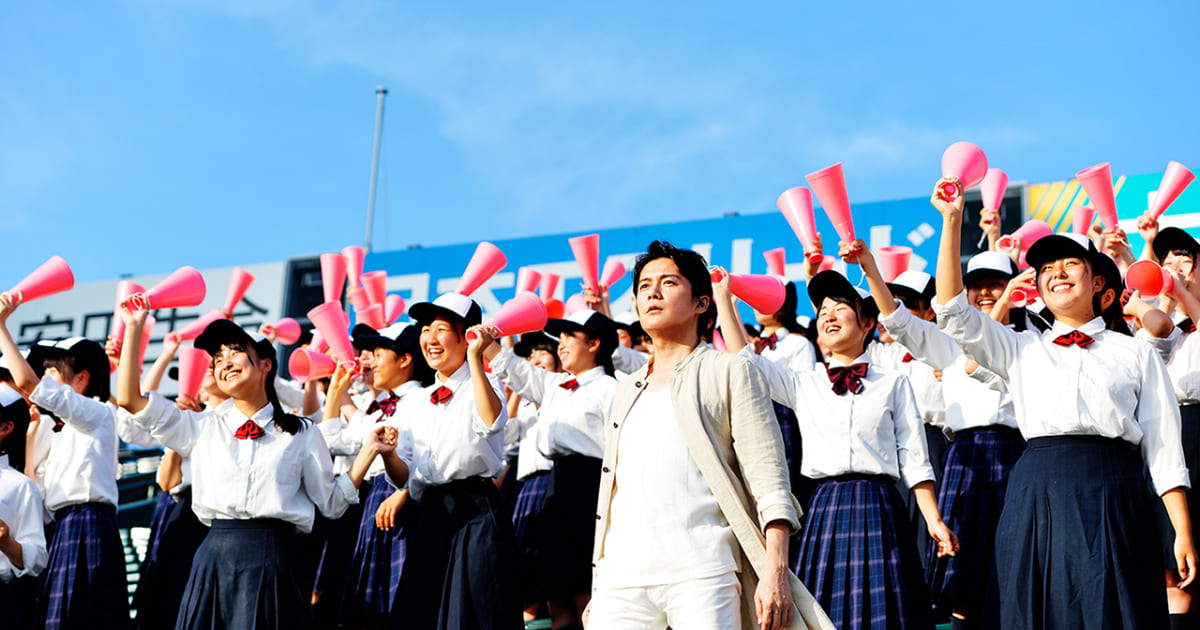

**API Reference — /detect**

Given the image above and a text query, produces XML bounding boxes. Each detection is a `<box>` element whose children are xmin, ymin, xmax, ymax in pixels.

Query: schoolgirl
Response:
<box><xmin>388</xmin><ymin>292</ymin><xmax>522</xmax><ymax>630</ymax></box>
<box><xmin>0</xmin><ymin>294</ymin><xmax>130</xmax><ymax>629</ymax></box>
<box><xmin>714</xmin><ymin>266</ymin><xmax>957</xmax><ymax>630</ymax></box>
<box><xmin>479</xmin><ymin>308</ymin><xmax>618</xmax><ymax>630</ymax></box>
<box><xmin>115</xmin><ymin>314</ymin><xmax>395</xmax><ymax>630</ymax></box>
<box><xmin>319</xmin><ymin>322</ymin><xmax>433</xmax><ymax>630</ymax></box>
<box><xmin>930</xmin><ymin>184</ymin><xmax>1194</xmax><ymax>629</ymax></box>
<box><xmin>0</xmin><ymin>383</ymin><xmax>48</xmax><ymax>630</ymax></box>
<box><xmin>755</xmin><ymin>281</ymin><xmax>818</xmax><ymax>373</ymax></box>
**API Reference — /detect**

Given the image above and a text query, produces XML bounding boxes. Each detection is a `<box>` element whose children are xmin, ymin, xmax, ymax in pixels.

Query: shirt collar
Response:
<box><xmin>1048</xmin><ymin>316</ymin><xmax>1106</xmax><ymax>338</ymax></box>
<box><xmin>0</xmin><ymin>454</ymin><xmax>8</xmax><ymax>470</ymax></box>
<box><xmin>227</xmin><ymin>402</ymin><xmax>274</xmax><ymax>430</ymax></box>
<box><xmin>392</xmin><ymin>380</ymin><xmax>424</xmax><ymax>399</ymax></box>
<box><xmin>770</xmin><ymin>328</ymin><xmax>790</xmax><ymax>341</ymax></box>
<box><xmin>573</xmin><ymin>365</ymin><xmax>607</xmax><ymax>385</ymax></box>
<box><xmin>826</xmin><ymin>353</ymin><xmax>870</xmax><ymax>369</ymax></box>
<box><xmin>436</xmin><ymin>361</ymin><xmax>471</xmax><ymax>390</ymax></box>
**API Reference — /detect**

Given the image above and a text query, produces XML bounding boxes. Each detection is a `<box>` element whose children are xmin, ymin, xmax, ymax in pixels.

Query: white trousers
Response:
<box><xmin>587</xmin><ymin>571</ymin><xmax>742</xmax><ymax>630</ymax></box>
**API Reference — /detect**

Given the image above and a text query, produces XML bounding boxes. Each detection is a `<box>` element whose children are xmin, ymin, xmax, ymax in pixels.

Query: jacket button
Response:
<box><xmin>602</xmin><ymin>466</ymin><xmax>610</xmax><ymax>473</ymax></box>
<box><xmin>612</xmin><ymin>422</ymin><xmax>618</xmax><ymax>428</ymax></box>
<box><xmin>595</xmin><ymin>514</ymin><xmax>601</xmax><ymax>520</ymax></box>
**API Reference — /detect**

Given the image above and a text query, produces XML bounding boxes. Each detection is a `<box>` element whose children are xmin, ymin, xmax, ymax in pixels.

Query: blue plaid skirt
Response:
<box><xmin>37</xmin><ymin>502</ymin><xmax>130</xmax><ymax>630</ymax></box>
<box><xmin>511</xmin><ymin>470</ymin><xmax>551</xmax><ymax>603</ymax></box>
<box><xmin>340</xmin><ymin>474</ymin><xmax>408</xmax><ymax>624</ymax></box>
<box><xmin>990</xmin><ymin>436</ymin><xmax>1166</xmax><ymax>630</ymax></box>
<box><xmin>796</xmin><ymin>475</ymin><xmax>932</xmax><ymax>630</ymax></box>
<box><xmin>925</xmin><ymin>426</ymin><xmax>1024</xmax><ymax>619</ymax></box>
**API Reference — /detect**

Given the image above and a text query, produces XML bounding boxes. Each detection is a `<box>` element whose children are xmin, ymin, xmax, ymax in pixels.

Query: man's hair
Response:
<box><xmin>632</xmin><ymin>241</ymin><xmax>716</xmax><ymax>340</ymax></box>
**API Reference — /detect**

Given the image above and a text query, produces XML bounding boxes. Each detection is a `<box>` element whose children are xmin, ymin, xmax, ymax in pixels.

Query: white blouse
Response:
<box><xmin>0</xmin><ymin>455</ymin><xmax>47</xmax><ymax>580</ymax></box>
<box><xmin>320</xmin><ymin>380</ymin><xmax>425</xmax><ymax>481</ymax></box>
<box><xmin>868</xmin><ymin>338</ymin><xmax>946</xmax><ymax>428</ymax></box>
<box><xmin>28</xmin><ymin>377</ymin><xmax>119</xmax><ymax>512</ymax></box>
<box><xmin>759</xmin><ymin>328</ymin><xmax>817</xmax><ymax>373</ymax></box>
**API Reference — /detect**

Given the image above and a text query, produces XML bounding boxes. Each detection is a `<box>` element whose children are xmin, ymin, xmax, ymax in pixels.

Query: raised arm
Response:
<box><xmin>711</xmin><ymin>267</ymin><xmax>752</xmax><ymax>354</ymax></box>
<box><xmin>475</xmin><ymin>329</ymin><xmax>550</xmax><ymax>405</ymax></box>
<box><xmin>116</xmin><ymin>303</ymin><xmax>151</xmax><ymax>414</ymax></box>
<box><xmin>466</xmin><ymin>335</ymin><xmax>505</xmax><ymax>429</ymax></box>
<box><xmin>933</xmin><ymin>179</ymin><xmax>966</xmax><ymax>307</ymax></box>
<box><xmin>0</xmin><ymin>295</ymin><xmax>41</xmax><ymax>395</ymax></box>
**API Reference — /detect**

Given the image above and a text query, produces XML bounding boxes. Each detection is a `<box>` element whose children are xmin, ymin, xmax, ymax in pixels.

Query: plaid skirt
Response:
<box><xmin>340</xmin><ymin>474</ymin><xmax>409</xmax><ymax>624</ymax></box>
<box><xmin>796</xmin><ymin>475</ymin><xmax>932</xmax><ymax>630</ymax></box>
<box><xmin>511</xmin><ymin>470</ymin><xmax>551</xmax><ymax>602</ymax></box>
<box><xmin>925</xmin><ymin>426</ymin><xmax>1024</xmax><ymax>619</ymax></box>
<box><xmin>989</xmin><ymin>436</ymin><xmax>1166</xmax><ymax>630</ymax></box>
<box><xmin>37</xmin><ymin>502</ymin><xmax>130</xmax><ymax>630</ymax></box>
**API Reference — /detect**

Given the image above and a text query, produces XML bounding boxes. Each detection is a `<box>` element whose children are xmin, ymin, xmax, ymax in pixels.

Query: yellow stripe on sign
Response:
<box><xmin>1046</xmin><ymin>181</ymin><xmax>1081</xmax><ymax>232</ymax></box>
<box><xmin>1032</xmin><ymin>181</ymin><xmax>1067</xmax><ymax>222</ymax></box>
<box><xmin>1029</xmin><ymin>183</ymin><xmax>1050</xmax><ymax>220</ymax></box>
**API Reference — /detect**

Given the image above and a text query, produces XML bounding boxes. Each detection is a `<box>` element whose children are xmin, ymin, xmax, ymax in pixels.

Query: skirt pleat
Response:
<box><xmin>340</xmin><ymin>474</ymin><xmax>409</xmax><ymax>625</ymax></box>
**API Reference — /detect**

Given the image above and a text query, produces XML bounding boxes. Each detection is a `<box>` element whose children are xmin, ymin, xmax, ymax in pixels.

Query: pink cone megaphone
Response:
<box><xmin>456</xmin><ymin>242</ymin><xmax>507</xmax><ymax>296</ymax></box>
<box><xmin>177</xmin><ymin>346</ymin><xmax>212</xmax><ymax>400</ymax></box>
<box><xmin>877</xmin><ymin>246</ymin><xmax>913</xmax><ymax>282</ymax></box>
<box><xmin>320</xmin><ymin>253</ymin><xmax>347</xmax><ymax>304</ymax></box>
<box><xmin>1149</xmin><ymin>161</ymin><xmax>1196</xmax><ymax>219</ymax></box>
<box><xmin>7</xmin><ymin>256</ymin><xmax>75</xmax><ymax>304</ymax></box>
<box><xmin>1126</xmin><ymin>260</ymin><xmax>1174</xmax><ymax>298</ymax></box>
<box><xmin>980</xmin><ymin>168</ymin><xmax>1009</xmax><ymax>210</ymax></box>
<box><xmin>137</xmin><ymin>316</ymin><xmax>157</xmax><ymax>368</ymax></box>
<box><xmin>1076</xmin><ymin>162</ymin><xmax>1119</xmax><ymax>230</ymax></box>
<box><xmin>763</xmin><ymin>248</ymin><xmax>786</xmax><ymax>277</ymax></box>
<box><xmin>777</xmin><ymin>187</ymin><xmax>822</xmax><ymax>261</ymax></box>
<box><xmin>998</xmin><ymin>220</ymin><xmax>1054</xmax><ymax>268</ymax></box>
<box><xmin>710</xmin><ymin>269</ymin><xmax>786</xmax><ymax>315</ymax></box>
<box><xmin>544</xmin><ymin>299</ymin><xmax>565</xmax><ymax>319</ymax></box>
<box><xmin>347</xmin><ymin>287</ymin><xmax>371</xmax><ymax>311</ymax></box>
<box><xmin>1010</xmin><ymin>287</ymin><xmax>1034</xmax><ymax>308</ymax></box>
<box><xmin>309</xmin><ymin>329</ymin><xmax>329</xmax><ymax>353</ymax></box>
<box><xmin>171</xmin><ymin>309</ymin><xmax>227</xmax><ymax>344</ymax></box>
<box><xmin>385</xmin><ymin>294</ymin><xmax>406</xmax><ymax>324</ymax></box>
<box><xmin>110</xmin><ymin>280</ymin><xmax>146</xmax><ymax>344</ymax></box>
<box><xmin>1071</xmin><ymin>206</ymin><xmax>1096</xmax><ymax>235</ymax></box>
<box><xmin>938</xmin><ymin>142</ymin><xmax>989</xmax><ymax>202</ymax></box>
<box><xmin>221</xmin><ymin>267</ymin><xmax>255</xmax><ymax>316</ymax></box>
<box><xmin>806</xmin><ymin>163</ymin><xmax>855</xmax><ymax>243</ymax></box>
<box><xmin>600</xmin><ymin>258</ymin><xmax>626</xmax><ymax>287</ymax></box>
<box><xmin>289</xmin><ymin>349</ymin><xmax>337</xmax><ymax>384</ymax></box>
<box><xmin>127</xmin><ymin>267</ymin><xmax>206</xmax><ymax>311</ymax></box>
<box><xmin>466</xmin><ymin>292</ymin><xmax>549</xmax><ymax>342</ymax></box>
<box><xmin>357</xmin><ymin>303</ymin><xmax>388</xmax><ymax>330</ymax></box>
<box><xmin>307</xmin><ymin>301</ymin><xmax>356</xmax><ymax>363</ymax></box>
<box><xmin>264</xmin><ymin>317</ymin><xmax>302</xmax><ymax>345</ymax></box>
<box><xmin>817</xmin><ymin>257</ymin><xmax>836</xmax><ymax>273</ymax></box>
<box><xmin>712</xmin><ymin>328</ymin><xmax>728</xmax><ymax>352</ymax></box>
<box><xmin>565</xmin><ymin>292</ymin><xmax>588</xmax><ymax>315</ymax></box>
<box><xmin>342</xmin><ymin>246</ymin><xmax>366</xmax><ymax>289</ymax></box>
<box><xmin>539</xmin><ymin>273</ymin><xmax>561</xmax><ymax>301</ymax></box>
<box><xmin>568</xmin><ymin>234</ymin><xmax>601</xmax><ymax>294</ymax></box>
<box><xmin>361</xmin><ymin>271</ymin><xmax>388</xmax><ymax>306</ymax></box>
<box><xmin>516</xmin><ymin>268</ymin><xmax>542</xmax><ymax>294</ymax></box>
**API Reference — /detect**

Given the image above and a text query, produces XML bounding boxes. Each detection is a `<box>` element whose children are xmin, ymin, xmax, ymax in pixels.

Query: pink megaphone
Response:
<box><xmin>763</xmin><ymin>248</ymin><xmax>787</xmax><ymax>277</ymax></box>
<box><xmin>938</xmin><ymin>142</ymin><xmax>989</xmax><ymax>201</ymax></box>
<box><xmin>817</xmin><ymin>256</ymin><xmax>836</xmax><ymax>273</ymax></box>
<box><xmin>357</xmin><ymin>303</ymin><xmax>388</xmax><ymax>330</ymax></box>
<box><xmin>455</xmin><ymin>242</ymin><xmax>508</xmax><ymax>296</ymax></box>
<box><xmin>568</xmin><ymin>234</ymin><xmax>601</xmax><ymax>294</ymax></box>
<box><xmin>222</xmin><ymin>267</ymin><xmax>256</xmax><ymax>315</ymax></box>
<box><xmin>110</xmin><ymin>280</ymin><xmax>146</xmax><ymax>344</ymax></box>
<box><xmin>539</xmin><ymin>273</ymin><xmax>562</xmax><ymax>301</ymax></box>
<box><xmin>342</xmin><ymin>246</ymin><xmax>366</xmax><ymax>289</ymax></box>
<box><xmin>177</xmin><ymin>346</ymin><xmax>212</xmax><ymax>399</ymax></box>
<box><xmin>307</xmin><ymin>301</ymin><xmax>356</xmax><ymax>363</ymax></box>
<box><xmin>361</xmin><ymin>271</ymin><xmax>387</xmax><ymax>306</ymax></box>
<box><xmin>777</xmin><ymin>187</ymin><xmax>821</xmax><ymax>260</ymax></box>
<box><xmin>347</xmin><ymin>287</ymin><xmax>372</xmax><ymax>311</ymax></box>
<box><xmin>7</xmin><ymin>256</ymin><xmax>75</xmax><ymax>303</ymax></box>
<box><xmin>564</xmin><ymin>292</ymin><xmax>588</xmax><ymax>315</ymax></box>
<box><xmin>466</xmin><ymin>292</ymin><xmax>549</xmax><ymax>342</ymax></box>
<box><xmin>1126</xmin><ymin>260</ymin><xmax>1174</xmax><ymax>298</ymax></box>
<box><xmin>997</xmin><ymin>220</ymin><xmax>1054</xmax><ymax>268</ymax></box>
<box><xmin>172</xmin><ymin>309</ymin><xmax>227</xmax><ymax>343</ymax></box>
<box><xmin>1076</xmin><ymin>162</ymin><xmax>1119</xmax><ymax>230</ymax></box>
<box><xmin>806</xmin><ymin>163</ymin><xmax>855</xmax><ymax>243</ymax></box>
<box><xmin>877</xmin><ymin>246</ymin><xmax>913</xmax><ymax>282</ymax></box>
<box><xmin>137</xmin><ymin>316</ymin><xmax>156</xmax><ymax>368</ymax></box>
<box><xmin>1071</xmin><ymin>206</ymin><xmax>1096</xmax><ymax>235</ymax></box>
<box><xmin>1010</xmin><ymin>287</ymin><xmax>1034</xmax><ymax>308</ymax></box>
<box><xmin>320</xmin><ymin>253</ymin><xmax>347</xmax><ymax>304</ymax></box>
<box><xmin>544</xmin><ymin>298</ymin><xmax>565</xmax><ymax>319</ymax></box>
<box><xmin>980</xmin><ymin>168</ymin><xmax>1009</xmax><ymax>211</ymax></box>
<box><xmin>289</xmin><ymin>348</ymin><xmax>337</xmax><ymax>384</ymax></box>
<box><xmin>309</xmin><ymin>329</ymin><xmax>329</xmax><ymax>353</ymax></box>
<box><xmin>267</xmin><ymin>317</ymin><xmax>302</xmax><ymax>345</ymax></box>
<box><xmin>1149</xmin><ymin>161</ymin><xmax>1196</xmax><ymax>219</ymax></box>
<box><xmin>128</xmin><ymin>266</ymin><xmax>206</xmax><ymax>311</ymax></box>
<box><xmin>712</xmin><ymin>328</ymin><xmax>728</xmax><ymax>352</ymax></box>
<box><xmin>385</xmin><ymin>294</ymin><xmax>406</xmax><ymax>324</ymax></box>
<box><xmin>600</xmin><ymin>258</ymin><xmax>626</xmax><ymax>287</ymax></box>
<box><xmin>710</xmin><ymin>269</ymin><xmax>787</xmax><ymax>315</ymax></box>
<box><xmin>516</xmin><ymin>267</ymin><xmax>542</xmax><ymax>294</ymax></box>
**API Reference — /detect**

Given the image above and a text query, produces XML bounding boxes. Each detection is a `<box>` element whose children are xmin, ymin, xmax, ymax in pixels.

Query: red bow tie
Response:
<box><xmin>1180</xmin><ymin>319</ymin><xmax>1196</xmax><ymax>334</ymax></box>
<box><xmin>431</xmin><ymin>385</ymin><xmax>453</xmax><ymax>405</ymax></box>
<box><xmin>367</xmin><ymin>392</ymin><xmax>401</xmax><ymax>419</ymax></box>
<box><xmin>234</xmin><ymin>420</ymin><xmax>265</xmax><ymax>440</ymax></box>
<box><xmin>559</xmin><ymin>378</ymin><xmax>579</xmax><ymax>391</ymax></box>
<box><xmin>1053</xmin><ymin>330</ymin><xmax>1095</xmax><ymax>348</ymax></box>
<box><xmin>755</xmin><ymin>333</ymin><xmax>778</xmax><ymax>353</ymax></box>
<box><xmin>901</xmin><ymin>353</ymin><xmax>914</xmax><ymax>363</ymax></box>
<box><xmin>826</xmin><ymin>363</ymin><xmax>869</xmax><ymax>396</ymax></box>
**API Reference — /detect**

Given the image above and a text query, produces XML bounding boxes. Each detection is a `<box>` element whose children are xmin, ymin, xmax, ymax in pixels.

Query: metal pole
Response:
<box><xmin>364</xmin><ymin>86</ymin><xmax>387</xmax><ymax>253</ymax></box>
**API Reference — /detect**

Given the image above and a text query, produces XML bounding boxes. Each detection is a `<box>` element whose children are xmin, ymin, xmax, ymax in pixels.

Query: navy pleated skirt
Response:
<box><xmin>175</xmin><ymin>518</ymin><xmax>312</xmax><ymax>630</ymax></box>
<box><xmin>511</xmin><ymin>469</ymin><xmax>551</xmax><ymax>603</ymax></box>
<box><xmin>0</xmin><ymin>575</ymin><xmax>38</xmax><ymax>630</ymax></box>
<box><xmin>38</xmin><ymin>502</ymin><xmax>130</xmax><ymax>630</ymax></box>
<box><xmin>796</xmin><ymin>475</ymin><xmax>933</xmax><ymax>630</ymax></box>
<box><xmin>988</xmin><ymin>436</ymin><xmax>1166</xmax><ymax>630</ymax></box>
<box><xmin>926</xmin><ymin>426</ymin><xmax>1024</xmax><ymax>620</ymax></box>
<box><xmin>392</xmin><ymin>477</ymin><xmax>523</xmax><ymax>630</ymax></box>
<box><xmin>133</xmin><ymin>488</ymin><xmax>208</xmax><ymax>630</ymax></box>
<box><xmin>1157</xmin><ymin>404</ymin><xmax>1200</xmax><ymax>570</ymax></box>
<box><xmin>340</xmin><ymin>474</ymin><xmax>408</xmax><ymax>625</ymax></box>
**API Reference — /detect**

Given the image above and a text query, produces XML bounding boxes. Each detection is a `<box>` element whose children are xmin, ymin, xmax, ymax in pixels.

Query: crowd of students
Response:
<box><xmin>0</xmin><ymin>173</ymin><xmax>1198</xmax><ymax>630</ymax></box>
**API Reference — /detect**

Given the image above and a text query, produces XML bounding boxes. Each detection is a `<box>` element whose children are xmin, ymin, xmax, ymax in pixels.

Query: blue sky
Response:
<box><xmin>3</xmin><ymin>1</ymin><xmax>1198</xmax><ymax>288</ymax></box>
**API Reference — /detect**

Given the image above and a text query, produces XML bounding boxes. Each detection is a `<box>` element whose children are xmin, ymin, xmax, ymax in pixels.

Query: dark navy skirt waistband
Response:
<box><xmin>54</xmin><ymin>501</ymin><xmax>116</xmax><ymax>520</ymax></box>
<box><xmin>817</xmin><ymin>473</ymin><xmax>897</xmax><ymax>485</ymax></box>
<box><xmin>210</xmin><ymin>518</ymin><xmax>295</xmax><ymax>531</ymax></box>
<box><xmin>956</xmin><ymin>425</ymin><xmax>1023</xmax><ymax>438</ymax></box>
<box><xmin>1025</xmin><ymin>435</ymin><xmax>1136</xmax><ymax>452</ymax></box>
<box><xmin>423</xmin><ymin>476</ymin><xmax>495</xmax><ymax>497</ymax></box>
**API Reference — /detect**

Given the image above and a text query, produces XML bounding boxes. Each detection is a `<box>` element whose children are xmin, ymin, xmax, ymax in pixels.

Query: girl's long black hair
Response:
<box><xmin>222</xmin><ymin>341</ymin><xmax>306</xmax><ymax>435</ymax></box>
<box><xmin>0</xmin><ymin>399</ymin><xmax>30</xmax><ymax>471</ymax></box>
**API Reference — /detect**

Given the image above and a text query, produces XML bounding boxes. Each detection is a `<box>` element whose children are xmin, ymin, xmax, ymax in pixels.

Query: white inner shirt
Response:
<box><xmin>596</xmin><ymin>387</ymin><xmax>738</xmax><ymax>588</ymax></box>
